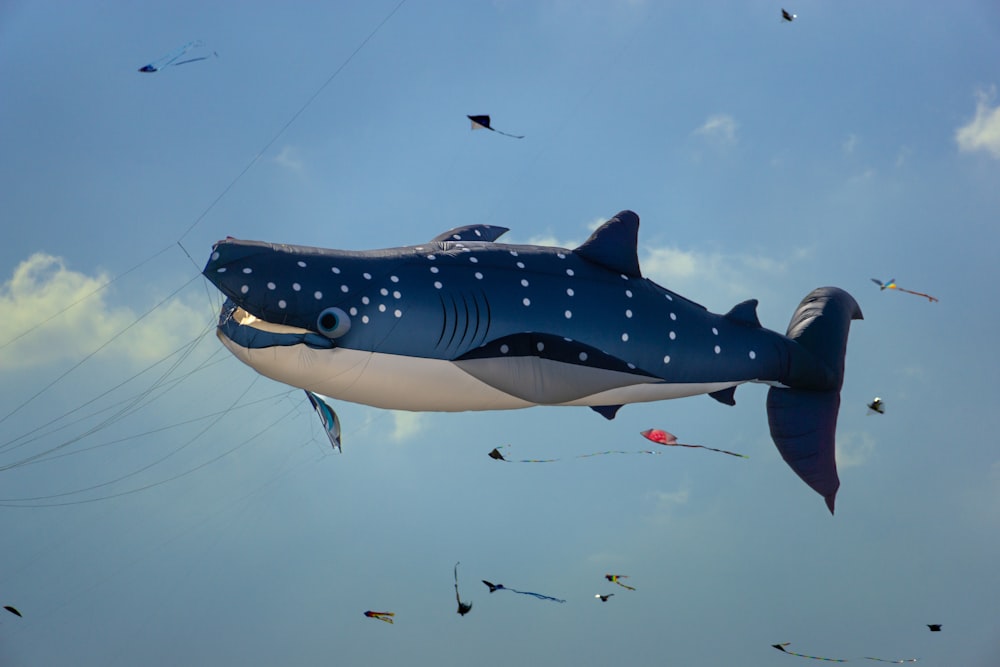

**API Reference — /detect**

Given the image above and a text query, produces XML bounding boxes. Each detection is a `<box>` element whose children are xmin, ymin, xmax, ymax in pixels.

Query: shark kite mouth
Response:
<box><xmin>217</xmin><ymin>299</ymin><xmax>334</xmax><ymax>351</ymax></box>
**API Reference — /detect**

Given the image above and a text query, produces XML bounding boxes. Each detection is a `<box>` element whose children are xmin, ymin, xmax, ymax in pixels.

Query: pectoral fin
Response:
<box><xmin>454</xmin><ymin>333</ymin><xmax>658</xmax><ymax>404</ymax></box>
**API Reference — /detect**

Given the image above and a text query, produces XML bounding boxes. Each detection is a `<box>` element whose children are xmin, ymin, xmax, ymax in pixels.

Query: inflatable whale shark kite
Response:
<box><xmin>203</xmin><ymin>211</ymin><xmax>861</xmax><ymax>512</ymax></box>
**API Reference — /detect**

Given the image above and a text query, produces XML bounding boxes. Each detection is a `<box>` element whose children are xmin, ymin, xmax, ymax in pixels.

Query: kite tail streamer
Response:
<box><xmin>491</xmin><ymin>128</ymin><xmax>525</xmax><ymax>139</ymax></box>
<box><xmin>895</xmin><ymin>287</ymin><xmax>938</xmax><ymax>303</ymax></box>
<box><xmin>773</xmin><ymin>644</ymin><xmax>848</xmax><ymax>662</ymax></box>
<box><xmin>766</xmin><ymin>287</ymin><xmax>862</xmax><ymax>514</ymax></box>
<box><xmin>508</xmin><ymin>588</ymin><xmax>566</xmax><ymax>603</ymax></box>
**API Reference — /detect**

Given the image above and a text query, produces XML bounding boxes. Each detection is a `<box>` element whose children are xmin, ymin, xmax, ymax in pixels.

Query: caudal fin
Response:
<box><xmin>767</xmin><ymin>287</ymin><xmax>862</xmax><ymax>514</ymax></box>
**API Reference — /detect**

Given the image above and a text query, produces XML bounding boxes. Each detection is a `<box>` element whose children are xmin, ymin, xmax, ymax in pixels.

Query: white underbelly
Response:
<box><xmin>218</xmin><ymin>333</ymin><xmax>739</xmax><ymax>412</ymax></box>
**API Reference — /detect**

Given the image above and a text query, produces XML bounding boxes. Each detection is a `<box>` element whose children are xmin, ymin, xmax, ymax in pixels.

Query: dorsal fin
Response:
<box><xmin>724</xmin><ymin>299</ymin><xmax>762</xmax><ymax>328</ymax></box>
<box><xmin>573</xmin><ymin>211</ymin><xmax>642</xmax><ymax>278</ymax></box>
<box><xmin>431</xmin><ymin>225</ymin><xmax>509</xmax><ymax>243</ymax></box>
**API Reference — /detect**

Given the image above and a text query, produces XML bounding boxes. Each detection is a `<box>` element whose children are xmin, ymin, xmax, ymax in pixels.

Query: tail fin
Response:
<box><xmin>767</xmin><ymin>287</ymin><xmax>863</xmax><ymax>514</ymax></box>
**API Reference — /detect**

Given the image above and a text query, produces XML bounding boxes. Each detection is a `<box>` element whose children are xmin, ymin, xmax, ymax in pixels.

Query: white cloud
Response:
<box><xmin>842</xmin><ymin>133</ymin><xmax>858</xmax><ymax>154</ymax></box>
<box><xmin>525</xmin><ymin>233</ymin><xmax>577</xmax><ymax>248</ymax></box>
<box><xmin>274</xmin><ymin>145</ymin><xmax>304</xmax><ymax>171</ymax></box>
<box><xmin>648</xmin><ymin>487</ymin><xmax>690</xmax><ymax>511</ymax></box>
<box><xmin>511</xmin><ymin>218</ymin><xmax>805</xmax><ymax>312</ymax></box>
<box><xmin>642</xmin><ymin>484</ymin><xmax>695</xmax><ymax>531</ymax></box>
<box><xmin>835</xmin><ymin>431</ymin><xmax>875</xmax><ymax>469</ymax></box>
<box><xmin>0</xmin><ymin>254</ymin><xmax>210</xmax><ymax>371</ymax></box>
<box><xmin>521</xmin><ymin>216</ymin><xmax>609</xmax><ymax>248</ymax></box>
<box><xmin>389</xmin><ymin>411</ymin><xmax>425</xmax><ymax>442</ymax></box>
<box><xmin>694</xmin><ymin>114</ymin><xmax>737</xmax><ymax>144</ymax></box>
<box><xmin>955</xmin><ymin>86</ymin><xmax>1000</xmax><ymax>158</ymax></box>
<box><xmin>894</xmin><ymin>145</ymin><xmax>913</xmax><ymax>167</ymax></box>
<box><xmin>847</xmin><ymin>167</ymin><xmax>877</xmax><ymax>183</ymax></box>
<box><xmin>640</xmin><ymin>244</ymin><xmax>802</xmax><ymax>305</ymax></box>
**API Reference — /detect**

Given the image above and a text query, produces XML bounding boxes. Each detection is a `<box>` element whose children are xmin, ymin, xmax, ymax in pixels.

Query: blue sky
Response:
<box><xmin>2</xmin><ymin>1</ymin><xmax>999</xmax><ymax>665</ymax></box>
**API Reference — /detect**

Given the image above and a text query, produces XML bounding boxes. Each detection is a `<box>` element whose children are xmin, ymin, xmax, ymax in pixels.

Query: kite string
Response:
<box><xmin>0</xmin><ymin>378</ymin><xmax>306</xmax><ymax>507</ymax></box>
<box><xmin>23</xmin><ymin>427</ymin><xmax>320</xmax><ymax>630</ymax></box>
<box><xmin>8</xmin><ymin>387</ymin><xmax>293</xmax><ymax>471</ymax></box>
<box><xmin>3</xmin><ymin>0</ymin><xmax>408</xmax><ymax>417</ymax></box>
<box><xmin>0</xmin><ymin>324</ymin><xmax>217</xmax><ymax>468</ymax></box>
<box><xmin>0</xmin><ymin>273</ymin><xmax>202</xmax><ymax>428</ymax></box>
<box><xmin>0</xmin><ymin>243</ymin><xmax>175</xmax><ymax>351</ymax></box>
<box><xmin>177</xmin><ymin>0</ymin><xmax>409</xmax><ymax>243</ymax></box>
<box><xmin>0</xmin><ymin>374</ymin><xmax>261</xmax><ymax>504</ymax></box>
<box><xmin>0</xmin><ymin>326</ymin><xmax>217</xmax><ymax>454</ymax></box>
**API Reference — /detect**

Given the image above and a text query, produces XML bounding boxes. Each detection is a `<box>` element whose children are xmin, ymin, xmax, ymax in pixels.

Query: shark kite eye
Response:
<box><xmin>317</xmin><ymin>307</ymin><xmax>351</xmax><ymax>338</ymax></box>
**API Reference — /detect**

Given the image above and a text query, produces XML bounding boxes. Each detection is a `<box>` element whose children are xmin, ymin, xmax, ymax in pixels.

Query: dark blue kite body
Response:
<box><xmin>203</xmin><ymin>211</ymin><xmax>861</xmax><ymax>512</ymax></box>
